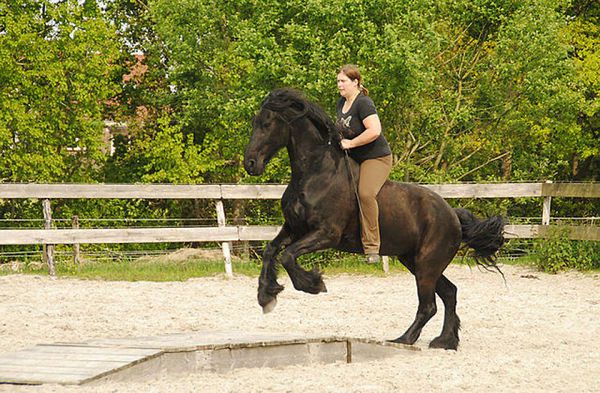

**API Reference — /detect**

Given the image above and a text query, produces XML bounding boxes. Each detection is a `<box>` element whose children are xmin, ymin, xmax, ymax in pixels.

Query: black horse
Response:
<box><xmin>244</xmin><ymin>88</ymin><xmax>504</xmax><ymax>350</ymax></box>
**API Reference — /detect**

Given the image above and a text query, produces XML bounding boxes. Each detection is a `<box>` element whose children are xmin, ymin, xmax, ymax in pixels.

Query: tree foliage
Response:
<box><xmin>114</xmin><ymin>0</ymin><xmax>595</xmax><ymax>185</ymax></box>
<box><xmin>0</xmin><ymin>0</ymin><xmax>598</xmax><ymax>227</ymax></box>
<box><xmin>0</xmin><ymin>0</ymin><xmax>120</xmax><ymax>182</ymax></box>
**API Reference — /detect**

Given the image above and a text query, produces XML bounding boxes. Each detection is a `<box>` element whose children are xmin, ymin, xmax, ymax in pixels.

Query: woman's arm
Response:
<box><xmin>340</xmin><ymin>114</ymin><xmax>381</xmax><ymax>150</ymax></box>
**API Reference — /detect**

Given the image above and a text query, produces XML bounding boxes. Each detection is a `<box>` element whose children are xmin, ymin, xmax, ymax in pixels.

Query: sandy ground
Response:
<box><xmin>0</xmin><ymin>264</ymin><xmax>598</xmax><ymax>393</ymax></box>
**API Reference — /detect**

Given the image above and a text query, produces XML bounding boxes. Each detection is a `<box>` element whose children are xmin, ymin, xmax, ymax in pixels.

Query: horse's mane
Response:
<box><xmin>261</xmin><ymin>88</ymin><xmax>337</xmax><ymax>141</ymax></box>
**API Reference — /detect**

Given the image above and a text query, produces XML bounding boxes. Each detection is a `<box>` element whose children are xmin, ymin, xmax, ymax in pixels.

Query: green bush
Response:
<box><xmin>533</xmin><ymin>226</ymin><xmax>600</xmax><ymax>273</ymax></box>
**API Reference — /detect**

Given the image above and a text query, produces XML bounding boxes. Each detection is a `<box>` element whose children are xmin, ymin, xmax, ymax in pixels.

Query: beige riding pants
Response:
<box><xmin>358</xmin><ymin>154</ymin><xmax>392</xmax><ymax>255</ymax></box>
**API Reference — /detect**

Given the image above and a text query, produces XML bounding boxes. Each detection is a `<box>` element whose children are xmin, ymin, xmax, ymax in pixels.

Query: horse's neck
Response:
<box><xmin>287</xmin><ymin>121</ymin><xmax>344</xmax><ymax>182</ymax></box>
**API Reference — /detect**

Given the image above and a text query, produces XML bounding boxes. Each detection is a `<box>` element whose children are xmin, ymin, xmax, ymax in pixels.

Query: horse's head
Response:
<box><xmin>244</xmin><ymin>89</ymin><xmax>303</xmax><ymax>175</ymax></box>
<box><xmin>244</xmin><ymin>107</ymin><xmax>289</xmax><ymax>176</ymax></box>
<box><xmin>244</xmin><ymin>88</ymin><xmax>338</xmax><ymax>176</ymax></box>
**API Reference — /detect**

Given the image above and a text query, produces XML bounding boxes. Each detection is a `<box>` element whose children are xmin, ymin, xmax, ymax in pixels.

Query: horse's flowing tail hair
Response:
<box><xmin>454</xmin><ymin>208</ymin><xmax>505</xmax><ymax>274</ymax></box>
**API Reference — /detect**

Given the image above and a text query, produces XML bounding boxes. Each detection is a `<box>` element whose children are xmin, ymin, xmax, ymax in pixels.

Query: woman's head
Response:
<box><xmin>337</xmin><ymin>64</ymin><xmax>369</xmax><ymax>97</ymax></box>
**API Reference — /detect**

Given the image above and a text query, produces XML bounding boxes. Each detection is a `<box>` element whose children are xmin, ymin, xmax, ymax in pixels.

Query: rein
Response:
<box><xmin>325</xmin><ymin>118</ymin><xmax>363</xmax><ymax>218</ymax></box>
<box><xmin>342</xmin><ymin>149</ymin><xmax>364</xmax><ymax>220</ymax></box>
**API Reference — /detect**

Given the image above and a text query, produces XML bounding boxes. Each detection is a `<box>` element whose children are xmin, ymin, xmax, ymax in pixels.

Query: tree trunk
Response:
<box><xmin>502</xmin><ymin>151</ymin><xmax>512</xmax><ymax>180</ymax></box>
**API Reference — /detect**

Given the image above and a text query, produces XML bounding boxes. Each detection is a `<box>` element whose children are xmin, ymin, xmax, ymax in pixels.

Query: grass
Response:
<box><xmin>2</xmin><ymin>258</ymin><xmax>262</xmax><ymax>281</ymax></box>
<box><xmin>0</xmin><ymin>253</ymin><xmax>533</xmax><ymax>281</ymax></box>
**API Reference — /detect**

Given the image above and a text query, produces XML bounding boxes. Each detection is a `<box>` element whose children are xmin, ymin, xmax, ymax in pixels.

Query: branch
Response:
<box><xmin>416</xmin><ymin>152</ymin><xmax>438</xmax><ymax>165</ymax></box>
<box><xmin>448</xmin><ymin>146</ymin><xmax>483</xmax><ymax>169</ymax></box>
<box><xmin>456</xmin><ymin>151</ymin><xmax>511</xmax><ymax>181</ymax></box>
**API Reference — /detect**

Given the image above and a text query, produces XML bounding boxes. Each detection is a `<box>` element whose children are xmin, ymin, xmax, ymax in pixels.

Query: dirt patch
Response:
<box><xmin>0</xmin><ymin>265</ymin><xmax>597</xmax><ymax>392</ymax></box>
<box><xmin>136</xmin><ymin>247</ymin><xmax>240</xmax><ymax>263</ymax></box>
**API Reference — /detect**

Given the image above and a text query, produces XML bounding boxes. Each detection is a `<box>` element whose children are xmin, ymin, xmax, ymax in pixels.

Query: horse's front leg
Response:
<box><xmin>279</xmin><ymin>229</ymin><xmax>337</xmax><ymax>295</ymax></box>
<box><xmin>258</xmin><ymin>223</ymin><xmax>293</xmax><ymax>313</ymax></box>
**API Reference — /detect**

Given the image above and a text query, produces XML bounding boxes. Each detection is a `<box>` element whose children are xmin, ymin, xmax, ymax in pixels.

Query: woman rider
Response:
<box><xmin>336</xmin><ymin>64</ymin><xmax>392</xmax><ymax>264</ymax></box>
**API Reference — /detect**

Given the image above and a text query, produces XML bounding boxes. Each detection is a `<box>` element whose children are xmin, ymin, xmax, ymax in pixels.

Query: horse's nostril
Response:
<box><xmin>245</xmin><ymin>158</ymin><xmax>257</xmax><ymax>174</ymax></box>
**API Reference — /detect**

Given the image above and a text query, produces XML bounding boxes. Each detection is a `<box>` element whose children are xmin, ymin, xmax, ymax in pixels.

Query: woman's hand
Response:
<box><xmin>340</xmin><ymin>138</ymin><xmax>353</xmax><ymax>150</ymax></box>
<box><xmin>340</xmin><ymin>114</ymin><xmax>382</xmax><ymax>151</ymax></box>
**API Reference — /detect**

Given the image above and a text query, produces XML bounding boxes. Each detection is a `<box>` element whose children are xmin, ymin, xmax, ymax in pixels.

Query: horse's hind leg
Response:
<box><xmin>429</xmin><ymin>274</ymin><xmax>460</xmax><ymax>350</ymax></box>
<box><xmin>258</xmin><ymin>224</ymin><xmax>292</xmax><ymax>313</ymax></box>
<box><xmin>391</xmin><ymin>267</ymin><xmax>438</xmax><ymax>346</ymax></box>
<box><xmin>391</xmin><ymin>247</ymin><xmax>455</xmax><ymax>347</ymax></box>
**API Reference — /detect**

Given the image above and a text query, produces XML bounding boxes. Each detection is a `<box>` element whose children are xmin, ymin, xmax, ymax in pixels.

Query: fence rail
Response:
<box><xmin>1</xmin><ymin>224</ymin><xmax>599</xmax><ymax>246</ymax></box>
<box><xmin>2</xmin><ymin>182</ymin><xmax>598</xmax><ymax>199</ymax></box>
<box><xmin>1</xmin><ymin>182</ymin><xmax>598</xmax><ymax>275</ymax></box>
<box><xmin>0</xmin><ymin>182</ymin><xmax>551</xmax><ymax>199</ymax></box>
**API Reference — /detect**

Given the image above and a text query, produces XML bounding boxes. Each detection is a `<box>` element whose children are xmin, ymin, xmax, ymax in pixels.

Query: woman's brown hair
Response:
<box><xmin>339</xmin><ymin>64</ymin><xmax>369</xmax><ymax>96</ymax></box>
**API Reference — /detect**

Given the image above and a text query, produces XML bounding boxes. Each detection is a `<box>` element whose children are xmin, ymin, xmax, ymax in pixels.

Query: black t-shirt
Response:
<box><xmin>336</xmin><ymin>94</ymin><xmax>392</xmax><ymax>163</ymax></box>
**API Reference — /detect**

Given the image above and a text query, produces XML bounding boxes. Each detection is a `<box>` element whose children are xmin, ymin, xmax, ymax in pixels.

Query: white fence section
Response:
<box><xmin>1</xmin><ymin>182</ymin><xmax>598</xmax><ymax>276</ymax></box>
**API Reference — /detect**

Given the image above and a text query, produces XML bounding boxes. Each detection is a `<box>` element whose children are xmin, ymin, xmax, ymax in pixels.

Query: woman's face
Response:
<box><xmin>337</xmin><ymin>72</ymin><xmax>358</xmax><ymax>98</ymax></box>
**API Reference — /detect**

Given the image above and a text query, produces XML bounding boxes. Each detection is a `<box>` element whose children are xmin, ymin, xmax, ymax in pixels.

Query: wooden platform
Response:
<box><xmin>0</xmin><ymin>331</ymin><xmax>419</xmax><ymax>386</ymax></box>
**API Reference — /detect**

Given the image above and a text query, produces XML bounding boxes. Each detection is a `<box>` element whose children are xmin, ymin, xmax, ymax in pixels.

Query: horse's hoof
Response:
<box><xmin>319</xmin><ymin>281</ymin><xmax>328</xmax><ymax>293</ymax></box>
<box><xmin>262</xmin><ymin>298</ymin><xmax>277</xmax><ymax>314</ymax></box>
<box><xmin>389</xmin><ymin>335</ymin><xmax>415</xmax><ymax>346</ymax></box>
<box><xmin>429</xmin><ymin>336</ymin><xmax>458</xmax><ymax>350</ymax></box>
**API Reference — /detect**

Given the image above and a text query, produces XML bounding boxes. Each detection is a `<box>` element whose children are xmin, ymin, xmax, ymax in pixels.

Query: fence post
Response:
<box><xmin>42</xmin><ymin>199</ymin><xmax>56</xmax><ymax>277</ymax></box>
<box><xmin>382</xmin><ymin>256</ymin><xmax>389</xmax><ymax>273</ymax></box>
<box><xmin>215</xmin><ymin>200</ymin><xmax>233</xmax><ymax>277</ymax></box>
<box><xmin>542</xmin><ymin>180</ymin><xmax>552</xmax><ymax>225</ymax></box>
<box><xmin>72</xmin><ymin>215</ymin><xmax>81</xmax><ymax>264</ymax></box>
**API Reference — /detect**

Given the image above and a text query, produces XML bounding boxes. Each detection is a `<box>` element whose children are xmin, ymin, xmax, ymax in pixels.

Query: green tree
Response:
<box><xmin>137</xmin><ymin>0</ymin><xmax>590</xmax><ymax>186</ymax></box>
<box><xmin>0</xmin><ymin>0</ymin><xmax>121</xmax><ymax>182</ymax></box>
<box><xmin>377</xmin><ymin>0</ymin><xmax>585</xmax><ymax>183</ymax></box>
<box><xmin>563</xmin><ymin>0</ymin><xmax>600</xmax><ymax>180</ymax></box>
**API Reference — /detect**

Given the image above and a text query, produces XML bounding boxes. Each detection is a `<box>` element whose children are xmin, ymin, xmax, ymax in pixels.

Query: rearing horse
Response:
<box><xmin>244</xmin><ymin>88</ymin><xmax>504</xmax><ymax>350</ymax></box>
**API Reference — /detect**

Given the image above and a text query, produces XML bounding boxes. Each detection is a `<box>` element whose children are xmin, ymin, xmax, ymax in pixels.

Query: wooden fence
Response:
<box><xmin>0</xmin><ymin>182</ymin><xmax>598</xmax><ymax>276</ymax></box>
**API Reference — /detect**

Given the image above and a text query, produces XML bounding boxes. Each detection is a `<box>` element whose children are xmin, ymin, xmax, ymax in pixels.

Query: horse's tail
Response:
<box><xmin>454</xmin><ymin>208</ymin><xmax>505</xmax><ymax>272</ymax></box>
